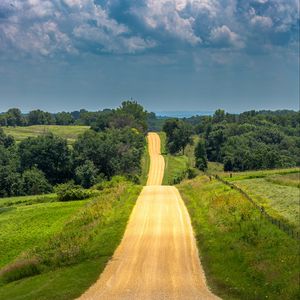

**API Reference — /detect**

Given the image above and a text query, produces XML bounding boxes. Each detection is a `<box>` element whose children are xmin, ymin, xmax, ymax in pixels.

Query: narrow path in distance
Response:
<box><xmin>78</xmin><ymin>132</ymin><xmax>219</xmax><ymax>300</ymax></box>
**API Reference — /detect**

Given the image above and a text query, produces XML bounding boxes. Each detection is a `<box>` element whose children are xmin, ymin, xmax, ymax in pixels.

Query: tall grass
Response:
<box><xmin>266</xmin><ymin>173</ymin><xmax>300</xmax><ymax>188</ymax></box>
<box><xmin>223</xmin><ymin>167</ymin><xmax>300</xmax><ymax>182</ymax></box>
<box><xmin>178</xmin><ymin>176</ymin><xmax>300</xmax><ymax>300</ymax></box>
<box><xmin>234</xmin><ymin>178</ymin><xmax>300</xmax><ymax>231</ymax></box>
<box><xmin>0</xmin><ymin>193</ymin><xmax>57</xmax><ymax>208</ymax></box>
<box><xmin>140</xmin><ymin>143</ymin><xmax>150</xmax><ymax>185</ymax></box>
<box><xmin>0</xmin><ymin>179</ymin><xmax>141</xmax><ymax>285</ymax></box>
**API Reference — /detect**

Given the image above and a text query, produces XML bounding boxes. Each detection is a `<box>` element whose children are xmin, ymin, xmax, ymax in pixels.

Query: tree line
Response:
<box><xmin>163</xmin><ymin>109</ymin><xmax>299</xmax><ymax>172</ymax></box>
<box><xmin>0</xmin><ymin>101</ymin><xmax>162</xmax><ymax>131</ymax></box>
<box><xmin>0</xmin><ymin>101</ymin><xmax>147</xmax><ymax>197</ymax></box>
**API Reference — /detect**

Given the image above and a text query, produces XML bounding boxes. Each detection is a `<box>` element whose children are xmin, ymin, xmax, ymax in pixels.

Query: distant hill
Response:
<box><xmin>155</xmin><ymin>111</ymin><xmax>213</xmax><ymax>118</ymax></box>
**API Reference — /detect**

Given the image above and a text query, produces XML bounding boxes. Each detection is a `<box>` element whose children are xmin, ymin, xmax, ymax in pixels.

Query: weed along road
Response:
<box><xmin>78</xmin><ymin>132</ymin><xmax>219</xmax><ymax>300</ymax></box>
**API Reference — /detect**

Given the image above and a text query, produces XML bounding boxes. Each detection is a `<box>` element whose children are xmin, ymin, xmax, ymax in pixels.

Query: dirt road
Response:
<box><xmin>78</xmin><ymin>133</ymin><xmax>219</xmax><ymax>300</ymax></box>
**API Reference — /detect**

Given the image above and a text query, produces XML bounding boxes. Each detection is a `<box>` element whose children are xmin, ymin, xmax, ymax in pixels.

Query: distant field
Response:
<box><xmin>222</xmin><ymin>168</ymin><xmax>300</xmax><ymax>231</ymax></box>
<box><xmin>0</xmin><ymin>196</ymin><xmax>88</xmax><ymax>268</ymax></box>
<box><xmin>223</xmin><ymin>167</ymin><xmax>300</xmax><ymax>181</ymax></box>
<box><xmin>2</xmin><ymin>125</ymin><xmax>90</xmax><ymax>144</ymax></box>
<box><xmin>234</xmin><ymin>177</ymin><xmax>300</xmax><ymax>230</ymax></box>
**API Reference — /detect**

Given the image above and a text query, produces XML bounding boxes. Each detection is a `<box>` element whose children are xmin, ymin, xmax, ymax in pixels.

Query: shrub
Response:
<box><xmin>173</xmin><ymin>172</ymin><xmax>186</xmax><ymax>184</ymax></box>
<box><xmin>55</xmin><ymin>182</ymin><xmax>94</xmax><ymax>201</ymax></box>
<box><xmin>92</xmin><ymin>176</ymin><xmax>128</xmax><ymax>191</ymax></box>
<box><xmin>75</xmin><ymin>160</ymin><xmax>98</xmax><ymax>188</ymax></box>
<box><xmin>22</xmin><ymin>168</ymin><xmax>52</xmax><ymax>195</ymax></box>
<box><xmin>0</xmin><ymin>258</ymin><xmax>40</xmax><ymax>283</ymax></box>
<box><xmin>186</xmin><ymin>168</ymin><xmax>197</xmax><ymax>179</ymax></box>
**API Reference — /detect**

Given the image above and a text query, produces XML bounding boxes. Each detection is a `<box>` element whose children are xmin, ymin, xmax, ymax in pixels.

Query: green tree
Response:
<box><xmin>22</xmin><ymin>168</ymin><xmax>52</xmax><ymax>195</ymax></box>
<box><xmin>6</xmin><ymin>108</ymin><xmax>24</xmax><ymax>126</ymax></box>
<box><xmin>28</xmin><ymin>110</ymin><xmax>54</xmax><ymax>125</ymax></box>
<box><xmin>0</xmin><ymin>130</ymin><xmax>22</xmax><ymax>197</ymax></box>
<box><xmin>73</xmin><ymin>128</ymin><xmax>145</xmax><ymax>179</ymax></box>
<box><xmin>0</xmin><ymin>165</ymin><xmax>23</xmax><ymax>197</ymax></box>
<box><xmin>75</xmin><ymin>160</ymin><xmax>98</xmax><ymax>188</ymax></box>
<box><xmin>213</xmin><ymin>109</ymin><xmax>225</xmax><ymax>123</ymax></box>
<box><xmin>0</xmin><ymin>128</ymin><xmax>15</xmax><ymax>148</ymax></box>
<box><xmin>55</xmin><ymin>112</ymin><xmax>74</xmax><ymax>125</ymax></box>
<box><xmin>111</xmin><ymin>101</ymin><xmax>148</xmax><ymax>133</ymax></box>
<box><xmin>195</xmin><ymin>140</ymin><xmax>208</xmax><ymax>171</ymax></box>
<box><xmin>163</xmin><ymin>119</ymin><xmax>193</xmax><ymax>154</ymax></box>
<box><xmin>18</xmin><ymin>133</ymin><xmax>72</xmax><ymax>184</ymax></box>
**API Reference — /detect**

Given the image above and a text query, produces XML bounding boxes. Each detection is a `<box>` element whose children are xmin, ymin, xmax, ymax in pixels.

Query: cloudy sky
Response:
<box><xmin>0</xmin><ymin>0</ymin><xmax>299</xmax><ymax>112</ymax></box>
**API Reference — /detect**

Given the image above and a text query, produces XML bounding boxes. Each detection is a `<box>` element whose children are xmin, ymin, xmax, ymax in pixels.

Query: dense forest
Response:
<box><xmin>193</xmin><ymin>110</ymin><xmax>299</xmax><ymax>171</ymax></box>
<box><xmin>0</xmin><ymin>101</ymin><xmax>146</xmax><ymax>197</ymax></box>
<box><xmin>163</xmin><ymin>110</ymin><xmax>299</xmax><ymax>172</ymax></box>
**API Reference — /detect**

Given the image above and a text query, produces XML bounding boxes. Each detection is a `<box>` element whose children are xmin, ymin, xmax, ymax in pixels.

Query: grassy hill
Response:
<box><xmin>0</xmin><ymin>179</ymin><xmax>142</xmax><ymax>300</ymax></box>
<box><xmin>0</xmin><ymin>195</ymin><xmax>88</xmax><ymax>268</ymax></box>
<box><xmin>178</xmin><ymin>175</ymin><xmax>300</xmax><ymax>300</ymax></box>
<box><xmin>2</xmin><ymin>125</ymin><xmax>89</xmax><ymax>145</ymax></box>
<box><xmin>221</xmin><ymin>168</ymin><xmax>300</xmax><ymax>231</ymax></box>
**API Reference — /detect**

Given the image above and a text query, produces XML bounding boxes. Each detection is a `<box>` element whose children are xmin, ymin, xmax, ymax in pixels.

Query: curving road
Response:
<box><xmin>78</xmin><ymin>132</ymin><xmax>219</xmax><ymax>300</ymax></box>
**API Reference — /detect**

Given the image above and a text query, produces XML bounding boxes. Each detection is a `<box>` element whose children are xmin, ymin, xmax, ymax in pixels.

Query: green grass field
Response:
<box><xmin>0</xmin><ymin>179</ymin><xmax>141</xmax><ymax>300</ymax></box>
<box><xmin>266</xmin><ymin>173</ymin><xmax>300</xmax><ymax>188</ymax></box>
<box><xmin>0</xmin><ymin>194</ymin><xmax>57</xmax><ymax>209</ymax></box>
<box><xmin>234</xmin><ymin>178</ymin><xmax>299</xmax><ymax>231</ymax></box>
<box><xmin>223</xmin><ymin>167</ymin><xmax>300</xmax><ymax>181</ymax></box>
<box><xmin>221</xmin><ymin>168</ymin><xmax>300</xmax><ymax>231</ymax></box>
<box><xmin>0</xmin><ymin>197</ymin><xmax>87</xmax><ymax>268</ymax></box>
<box><xmin>178</xmin><ymin>176</ymin><xmax>300</xmax><ymax>300</ymax></box>
<box><xmin>3</xmin><ymin>125</ymin><xmax>89</xmax><ymax>144</ymax></box>
<box><xmin>162</xmin><ymin>154</ymin><xmax>189</xmax><ymax>184</ymax></box>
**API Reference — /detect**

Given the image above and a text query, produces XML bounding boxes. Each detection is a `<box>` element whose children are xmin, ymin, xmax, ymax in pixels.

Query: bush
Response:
<box><xmin>194</xmin><ymin>140</ymin><xmax>208</xmax><ymax>171</ymax></box>
<box><xmin>92</xmin><ymin>176</ymin><xmax>128</xmax><ymax>191</ymax></box>
<box><xmin>173</xmin><ymin>172</ymin><xmax>186</xmax><ymax>184</ymax></box>
<box><xmin>22</xmin><ymin>168</ymin><xmax>52</xmax><ymax>195</ymax></box>
<box><xmin>0</xmin><ymin>258</ymin><xmax>40</xmax><ymax>283</ymax></box>
<box><xmin>55</xmin><ymin>182</ymin><xmax>94</xmax><ymax>201</ymax></box>
<box><xmin>75</xmin><ymin>160</ymin><xmax>98</xmax><ymax>188</ymax></box>
<box><xmin>186</xmin><ymin>168</ymin><xmax>197</xmax><ymax>179</ymax></box>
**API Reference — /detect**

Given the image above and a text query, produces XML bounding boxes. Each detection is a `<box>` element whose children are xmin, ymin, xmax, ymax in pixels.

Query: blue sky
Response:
<box><xmin>0</xmin><ymin>0</ymin><xmax>299</xmax><ymax>112</ymax></box>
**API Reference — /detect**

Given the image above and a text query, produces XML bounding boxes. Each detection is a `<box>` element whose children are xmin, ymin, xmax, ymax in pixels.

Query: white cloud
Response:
<box><xmin>250</xmin><ymin>15</ymin><xmax>273</xmax><ymax>29</ymax></box>
<box><xmin>0</xmin><ymin>0</ymin><xmax>299</xmax><ymax>57</ymax></box>
<box><xmin>134</xmin><ymin>0</ymin><xmax>202</xmax><ymax>45</ymax></box>
<box><xmin>191</xmin><ymin>0</ymin><xmax>220</xmax><ymax>18</ymax></box>
<box><xmin>0</xmin><ymin>0</ymin><xmax>155</xmax><ymax>56</ymax></box>
<box><xmin>210</xmin><ymin>25</ymin><xmax>244</xmax><ymax>48</ymax></box>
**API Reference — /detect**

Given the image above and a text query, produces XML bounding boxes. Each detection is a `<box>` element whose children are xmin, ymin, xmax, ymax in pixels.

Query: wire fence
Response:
<box><xmin>214</xmin><ymin>174</ymin><xmax>300</xmax><ymax>241</ymax></box>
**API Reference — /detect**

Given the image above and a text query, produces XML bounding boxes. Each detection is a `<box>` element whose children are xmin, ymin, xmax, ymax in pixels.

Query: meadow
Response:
<box><xmin>0</xmin><ymin>197</ymin><xmax>88</xmax><ymax>268</ymax></box>
<box><xmin>0</xmin><ymin>179</ymin><xmax>142</xmax><ymax>299</ymax></box>
<box><xmin>0</xmin><ymin>193</ymin><xmax>57</xmax><ymax>209</ymax></box>
<box><xmin>178</xmin><ymin>176</ymin><xmax>300</xmax><ymax>300</ymax></box>
<box><xmin>3</xmin><ymin>125</ymin><xmax>89</xmax><ymax>144</ymax></box>
<box><xmin>221</xmin><ymin>168</ymin><xmax>300</xmax><ymax>231</ymax></box>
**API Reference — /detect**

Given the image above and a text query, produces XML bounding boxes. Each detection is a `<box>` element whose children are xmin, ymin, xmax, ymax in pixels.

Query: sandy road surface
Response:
<box><xmin>147</xmin><ymin>132</ymin><xmax>165</xmax><ymax>186</ymax></box>
<box><xmin>78</xmin><ymin>133</ymin><xmax>219</xmax><ymax>300</ymax></box>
